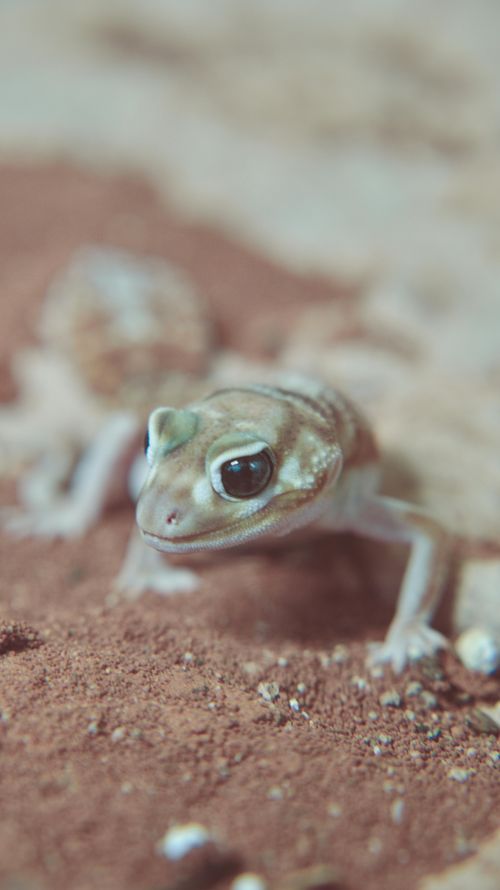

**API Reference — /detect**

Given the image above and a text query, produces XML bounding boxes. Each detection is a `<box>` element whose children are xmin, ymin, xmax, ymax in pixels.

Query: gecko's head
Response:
<box><xmin>136</xmin><ymin>388</ymin><xmax>343</xmax><ymax>553</ymax></box>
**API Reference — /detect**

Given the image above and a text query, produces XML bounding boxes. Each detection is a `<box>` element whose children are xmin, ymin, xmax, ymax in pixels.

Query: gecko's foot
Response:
<box><xmin>1</xmin><ymin>503</ymin><xmax>91</xmax><ymax>539</ymax></box>
<box><xmin>114</xmin><ymin>565</ymin><xmax>200</xmax><ymax>600</ymax></box>
<box><xmin>368</xmin><ymin>623</ymin><xmax>448</xmax><ymax>673</ymax></box>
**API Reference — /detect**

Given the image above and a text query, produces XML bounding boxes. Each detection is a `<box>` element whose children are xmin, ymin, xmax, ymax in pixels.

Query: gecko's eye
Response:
<box><xmin>144</xmin><ymin>429</ymin><xmax>150</xmax><ymax>454</ymax></box>
<box><xmin>219</xmin><ymin>449</ymin><xmax>274</xmax><ymax>499</ymax></box>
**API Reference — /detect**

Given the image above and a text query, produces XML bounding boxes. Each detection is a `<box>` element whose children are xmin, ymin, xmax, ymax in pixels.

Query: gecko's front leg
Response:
<box><xmin>343</xmin><ymin>495</ymin><xmax>450</xmax><ymax>672</ymax></box>
<box><xmin>114</xmin><ymin>525</ymin><xmax>199</xmax><ymax>599</ymax></box>
<box><xmin>2</xmin><ymin>412</ymin><xmax>141</xmax><ymax>538</ymax></box>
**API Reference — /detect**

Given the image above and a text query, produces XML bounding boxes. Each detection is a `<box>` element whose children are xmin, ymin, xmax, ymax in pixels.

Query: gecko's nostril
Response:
<box><xmin>165</xmin><ymin>510</ymin><xmax>179</xmax><ymax>526</ymax></box>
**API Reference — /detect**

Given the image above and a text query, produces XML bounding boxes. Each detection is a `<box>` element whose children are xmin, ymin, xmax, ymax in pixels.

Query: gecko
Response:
<box><xmin>0</xmin><ymin>248</ymin><xmax>449</xmax><ymax>671</ymax></box>
<box><xmin>128</xmin><ymin>375</ymin><xmax>450</xmax><ymax>672</ymax></box>
<box><xmin>1</xmin><ymin>371</ymin><xmax>449</xmax><ymax>671</ymax></box>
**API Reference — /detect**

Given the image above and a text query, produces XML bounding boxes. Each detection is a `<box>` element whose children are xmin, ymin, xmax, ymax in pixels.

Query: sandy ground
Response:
<box><xmin>0</xmin><ymin>164</ymin><xmax>498</xmax><ymax>890</ymax></box>
<box><xmin>0</xmin><ymin>3</ymin><xmax>500</xmax><ymax>888</ymax></box>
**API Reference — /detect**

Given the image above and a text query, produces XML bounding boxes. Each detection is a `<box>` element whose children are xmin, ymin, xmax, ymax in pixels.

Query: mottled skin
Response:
<box><xmin>133</xmin><ymin>380</ymin><xmax>449</xmax><ymax>671</ymax></box>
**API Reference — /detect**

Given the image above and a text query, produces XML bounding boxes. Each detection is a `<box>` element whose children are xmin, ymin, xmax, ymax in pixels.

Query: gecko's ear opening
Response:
<box><xmin>146</xmin><ymin>407</ymin><xmax>199</xmax><ymax>460</ymax></box>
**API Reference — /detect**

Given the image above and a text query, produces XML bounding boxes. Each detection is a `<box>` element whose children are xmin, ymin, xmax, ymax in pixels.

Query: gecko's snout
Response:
<box><xmin>136</xmin><ymin>489</ymin><xmax>186</xmax><ymax>540</ymax></box>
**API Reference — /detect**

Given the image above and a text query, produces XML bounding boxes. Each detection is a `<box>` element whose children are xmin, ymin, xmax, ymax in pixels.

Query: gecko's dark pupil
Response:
<box><xmin>144</xmin><ymin>429</ymin><xmax>150</xmax><ymax>454</ymax></box>
<box><xmin>220</xmin><ymin>450</ymin><xmax>273</xmax><ymax>498</ymax></box>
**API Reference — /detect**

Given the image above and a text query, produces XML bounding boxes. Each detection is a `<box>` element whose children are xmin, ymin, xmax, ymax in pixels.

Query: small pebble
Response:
<box><xmin>158</xmin><ymin>823</ymin><xmax>212</xmax><ymax>860</ymax></box>
<box><xmin>466</xmin><ymin>707</ymin><xmax>500</xmax><ymax>735</ymax></box>
<box><xmin>242</xmin><ymin>661</ymin><xmax>260</xmax><ymax>677</ymax></box>
<box><xmin>231</xmin><ymin>874</ymin><xmax>267</xmax><ymax>890</ymax></box>
<box><xmin>351</xmin><ymin>676</ymin><xmax>367</xmax><ymax>690</ymax></box>
<box><xmin>451</xmin><ymin>725</ymin><xmax>466</xmax><ymax>740</ymax></box>
<box><xmin>258</xmin><ymin>682</ymin><xmax>280</xmax><ymax>702</ymax></box>
<box><xmin>455</xmin><ymin>628</ymin><xmax>500</xmax><ymax>675</ymax></box>
<box><xmin>390</xmin><ymin>799</ymin><xmax>405</xmax><ymax>824</ymax></box>
<box><xmin>332</xmin><ymin>644</ymin><xmax>349</xmax><ymax>664</ymax></box>
<box><xmin>405</xmin><ymin>681</ymin><xmax>423</xmax><ymax>697</ymax></box>
<box><xmin>447</xmin><ymin>767</ymin><xmax>475</xmax><ymax>783</ymax></box>
<box><xmin>289</xmin><ymin>698</ymin><xmax>300</xmax><ymax>712</ymax></box>
<box><xmin>111</xmin><ymin>726</ymin><xmax>126</xmax><ymax>742</ymax></box>
<box><xmin>420</xmin><ymin>691</ymin><xmax>438</xmax><ymax>710</ymax></box>
<box><xmin>379</xmin><ymin>690</ymin><xmax>401</xmax><ymax>708</ymax></box>
<box><xmin>427</xmin><ymin>728</ymin><xmax>441</xmax><ymax>740</ymax></box>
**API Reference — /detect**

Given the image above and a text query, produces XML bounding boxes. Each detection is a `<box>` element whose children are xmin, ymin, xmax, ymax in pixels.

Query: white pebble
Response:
<box><xmin>111</xmin><ymin>726</ymin><xmax>126</xmax><ymax>742</ymax></box>
<box><xmin>455</xmin><ymin>628</ymin><xmax>500</xmax><ymax>674</ymax></box>
<box><xmin>257</xmin><ymin>681</ymin><xmax>280</xmax><ymax>702</ymax></box>
<box><xmin>447</xmin><ymin>767</ymin><xmax>475</xmax><ymax>783</ymax></box>
<box><xmin>332</xmin><ymin>644</ymin><xmax>349</xmax><ymax>664</ymax></box>
<box><xmin>390</xmin><ymin>799</ymin><xmax>405</xmax><ymax>824</ymax></box>
<box><xmin>158</xmin><ymin>823</ymin><xmax>212</xmax><ymax>860</ymax></box>
<box><xmin>231</xmin><ymin>873</ymin><xmax>267</xmax><ymax>890</ymax></box>
<box><xmin>351</xmin><ymin>675</ymin><xmax>367</xmax><ymax>690</ymax></box>
<box><xmin>379</xmin><ymin>690</ymin><xmax>401</xmax><ymax>708</ymax></box>
<box><xmin>420</xmin><ymin>691</ymin><xmax>438</xmax><ymax>710</ymax></box>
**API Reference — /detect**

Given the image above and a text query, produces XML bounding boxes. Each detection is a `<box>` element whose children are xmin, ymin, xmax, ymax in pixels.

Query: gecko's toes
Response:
<box><xmin>368</xmin><ymin>624</ymin><xmax>448</xmax><ymax>673</ymax></box>
<box><xmin>2</xmin><ymin>507</ymin><xmax>50</xmax><ymax>538</ymax></box>
<box><xmin>114</xmin><ymin>566</ymin><xmax>199</xmax><ymax>600</ymax></box>
<box><xmin>146</xmin><ymin>567</ymin><xmax>200</xmax><ymax>596</ymax></box>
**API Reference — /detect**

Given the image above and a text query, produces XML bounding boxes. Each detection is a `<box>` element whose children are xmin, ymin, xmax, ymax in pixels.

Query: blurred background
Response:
<box><xmin>1</xmin><ymin>0</ymin><xmax>499</xmax><ymax>287</ymax></box>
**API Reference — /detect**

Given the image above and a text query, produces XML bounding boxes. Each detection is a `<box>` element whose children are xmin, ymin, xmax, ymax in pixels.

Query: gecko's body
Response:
<box><xmin>0</xmin><ymin>249</ymin><xmax>449</xmax><ymax>672</ymax></box>
<box><xmin>133</xmin><ymin>377</ymin><xmax>449</xmax><ymax>671</ymax></box>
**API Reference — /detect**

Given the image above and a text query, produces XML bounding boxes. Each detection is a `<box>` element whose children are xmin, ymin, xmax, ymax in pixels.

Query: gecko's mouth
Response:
<box><xmin>139</xmin><ymin>520</ymin><xmax>269</xmax><ymax>553</ymax></box>
<box><xmin>139</xmin><ymin>488</ymin><xmax>323</xmax><ymax>555</ymax></box>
